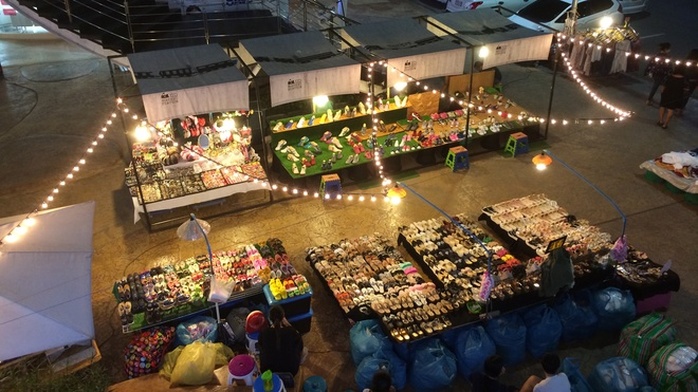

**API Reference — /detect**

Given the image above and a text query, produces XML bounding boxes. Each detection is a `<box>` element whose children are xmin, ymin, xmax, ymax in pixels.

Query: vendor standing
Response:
<box><xmin>258</xmin><ymin>306</ymin><xmax>305</xmax><ymax>376</ymax></box>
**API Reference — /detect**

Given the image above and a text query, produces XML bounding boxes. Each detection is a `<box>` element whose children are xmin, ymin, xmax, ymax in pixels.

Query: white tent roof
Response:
<box><xmin>339</xmin><ymin>17</ymin><xmax>467</xmax><ymax>86</ymax></box>
<box><xmin>0</xmin><ymin>201</ymin><xmax>95</xmax><ymax>361</ymax></box>
<box><xmin>426</xmin><ymin>9</ymin><xmax>554</xmax><ymax>69</ymax></box>
<box><xmin>237</xmin><ymin>31</ymin><xmax>362</xmax><ymax>107</ymax></box>
<box><xmin>128</xmin><ymin>44</ymin><xmax>249</xmax><ymax>122</ymax></box>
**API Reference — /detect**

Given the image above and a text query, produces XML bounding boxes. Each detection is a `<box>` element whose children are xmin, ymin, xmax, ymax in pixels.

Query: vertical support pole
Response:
<box><xmin>124</xmin><ymin>0</ymin><xmax>135</xmax><ymax>53</ymax></box>
<box><xmin>64</xmin><ymin>0</ymin><xmax>73</xmax><ymax>23</ymax></box>
<box><xmin>464</xmin><ymin>51</ymin><xmax>475</xmax><ymax>147</ymax></box>
<box><xmin>544</xmin><ymin>43</ymin><xmax>560</xmax><ymax>139</ymax></box>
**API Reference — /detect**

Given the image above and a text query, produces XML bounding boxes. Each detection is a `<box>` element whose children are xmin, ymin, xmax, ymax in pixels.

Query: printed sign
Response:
<box><xmin>403</xmin><ymin>60</ymin><xmax>417</xmax><ymax>72</ymax></box>
<box><xmin>160</xmin><ymin>92</ymin><xmax>179</xmax><ymax>106</ymax></box>
<box><xmin>287</xmin><ymin>78</ymin><xmax>303</xmax><ymax>91</ymax></box>
<box><xmin>495</xmin><ymin>45</ymin><xmax>507</xmax><ymax>55</ymax></box>
<box><xmin>545</xmin><ymin>236</ymin><xmax>567</xmax><ymax>253</ymax></box>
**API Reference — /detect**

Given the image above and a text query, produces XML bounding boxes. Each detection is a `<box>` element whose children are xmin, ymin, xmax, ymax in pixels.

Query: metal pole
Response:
<box><xmin>543</xmin><ymin>149</ymin><xmax>626</xmax><ymax>238</ymax></box>
<box><xmin>544</xmin><ymin>45</ymin><xmax>559</xmax><ymax>139</ymax></box>
<box><xmin>465</xmin><ymin>52</ymin><xmax>475</xmax><ymax>147</ymax></box>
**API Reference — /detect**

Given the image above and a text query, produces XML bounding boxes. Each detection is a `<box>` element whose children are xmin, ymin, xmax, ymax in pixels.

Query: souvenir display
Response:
<box><xmin>306</xmin><ymin>234</ymin><xmax>460</xmax><ymax>342</ymax></box>
<box><xmin>113</xmin><ymin>238</ymin><xmax>303</xmax><ymax>333</ymax></box>
<box><xmin>270</xmin><ymin>93</ymin><xmax>539</xmax><ymax>178</ymax></box>
<box><xmin>126</xmin><ymin>113</ymin><xmax>265</xmax><ymax>206</ymax></box>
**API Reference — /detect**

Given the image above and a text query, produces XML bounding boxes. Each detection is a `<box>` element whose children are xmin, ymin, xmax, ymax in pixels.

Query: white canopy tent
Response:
<box><xmin>128</xmin><ymin>44</ymin><xmax>250</xmax><ymax>123</ymax></box>
<box><xmin>0</xmin><ymin>201</ymin><xmax>96</xmax><ymax>361</ymax></box>
<box><xmin>237</xmin><ymin>31</ymin><xmax>362</xmax><ymax>107</ymax></box>
<box><xmin>426</xmin><ymin>9</ymin><xmax>553</xmax><ymax>69</ymax></box>
<box><xmin>339</xmin><ymin>18</ymin><xmax>468</xmax><ymax>87</ymax></box>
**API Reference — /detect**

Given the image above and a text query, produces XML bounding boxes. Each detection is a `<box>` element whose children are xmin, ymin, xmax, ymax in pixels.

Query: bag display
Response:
<box><xmin>618</xmin><ymin>313</ymin><xmax>677</xmax><ymax>366</ymax></box>
<box><xmin>591</xmin><ymin>287</ymin><xmax>636</xmax><ymax>331</ymax></box>
<box><xmin>523</xmin><ymin>304</ymin><xmax>563</xmax><ymax>359</ymax></box>
<box><xmin>454</xmin><ymin>325</ymin><xmax>496</xmax><ymax>379</ymax></box>
<box><xmin>350</xmin><ymin>319</ymin><xmax>389</xmax><ymax>366</ymax></box>
<box><xmin>123</xmin><ymin>326</ymin><xmax>175</xmax><ymax>379</ymax></box>
<box><xmin>647</xmin><ymin>343</ymin><xmax>698</xmax><ymax>391</ymax></box>
<box><xmin>562</xmin><ymin>357</ymin><xmax>593</xmax><ymax>392</ymax></box>
<box><xmin>553</xmin><ymin>294</ymin><xmax>599</xmax><ymax>342</ymax></box>
<box><xmin>485</xmin><ymin>312</ymin><xmax>527</xmax><ymax>366</ymax></box>
<box><xmin>409</xmin><ymin>338</ymin><xmax>457</xmax><ymax>391</ymax></box>
<box><xmin>588</xmin><ymin>356</ymin><xmax>651</xmax><ymax>392</ymax></box>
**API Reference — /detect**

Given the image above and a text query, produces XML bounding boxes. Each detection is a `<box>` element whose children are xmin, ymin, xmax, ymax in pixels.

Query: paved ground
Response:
<box><xmin>1</xmin><ymin>2</ymin><xmax>697</xmax><ymax>390</ymax></box>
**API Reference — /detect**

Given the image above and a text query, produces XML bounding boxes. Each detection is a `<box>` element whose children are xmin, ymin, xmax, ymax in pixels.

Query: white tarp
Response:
<box><xmin>128</xmin><ymin>45</ymin><xmax>249</xmax><ymax>122</ymax></box>
<box><xmin>339</xmin><ymin>18</ymin><xmax>467</xmax><ymax>87</ymax></box>
<box><xmin>238</xmin><ymin>31</ymin><xmax>361</xmax><ymax>107</ymax></box>
<box><xmin>427</xmin><ymin>9</ymin><xmax>553</xmax><ymax>69</ymax></box>
<box><xmin>0</xmin><ymin>201</ymin><xmax>95</xmax><ymax>361</ymax></box>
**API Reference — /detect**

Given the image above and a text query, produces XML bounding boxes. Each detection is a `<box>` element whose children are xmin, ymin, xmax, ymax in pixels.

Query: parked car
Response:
<box><xmin>617</xmin><ymin>0</ymin><xmax>648</xmax><ymax>14</ymax></box>
<box><xmin>446</xmin><ymin>0</ymin><xmax>533</xmax><ymax>13</ymax></box>
<box><xmin>508</xmin><ymin>0</ymin><xmax>624</xmax><ymax>33</ymax></box>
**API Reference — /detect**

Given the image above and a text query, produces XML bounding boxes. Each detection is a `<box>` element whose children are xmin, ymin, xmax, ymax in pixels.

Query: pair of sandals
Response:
<box><xmin>656</xmin><ymin>121</ymin><xmax>668</xmax><ymax>129</ymax></box>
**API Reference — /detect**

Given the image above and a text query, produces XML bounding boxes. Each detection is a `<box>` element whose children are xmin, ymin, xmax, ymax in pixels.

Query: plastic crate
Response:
<box><xmin>288</xmin><ymin>308</ymin><xmax>313</xmax><ymax>335</ymax></box>
<box><xmin>263</xmin><ymin>284</ymin><xmax>312</xmax><ymax>318</ymax></box>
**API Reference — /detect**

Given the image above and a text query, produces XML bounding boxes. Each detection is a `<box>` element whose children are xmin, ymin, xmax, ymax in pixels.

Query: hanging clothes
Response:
<box><xmin>610</xmin><ymin>40</ymin><xmax>631</xmax><ymax>74</ymax></box>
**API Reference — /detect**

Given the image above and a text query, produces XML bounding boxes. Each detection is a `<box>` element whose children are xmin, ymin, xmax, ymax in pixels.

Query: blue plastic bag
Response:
<box><xmin>485</xmin><ymin>313</ymin><xmax>527</xmax><ymax>366</ymax></box>
<box><xmin>350</xmin><ymin>319</ymin><xmax>389</xmax><ymax>366</ymax></box>
<box><xmin>553</xmin><ymin>294</ymin><xmax>599</xmax><ymax>342</ymax></box>
<box><xmin>454</xmin><ymin>325</ymin><xmax>496</xmax><ymax>379</ymax></box>
<box><xmin>392</xmin><ymin>341</ymin><xmax>411</xmax><ymax>363</ymax></box>
<box><xmin>523</xmin><ymin>305</ymin><xmax>563</xmax><ymax>359</ymax></box>
<box><xmin>440</xmin><ymin>325</ymin><xmax>466</xmax><ymax>351</ymax></box>
<box><xmin>176</xmin><ymin>316</ymin><xmax>218</xmax><ymax>345</ymax></box>
<box><xmin>591</xmin><ymin>287</ymin><xmax>636</xmax><ymax>331</ymax></box>
<box><xmin>562</xmin><ymin>357</ymin><xmax>593</xmax><ymax>392</ymax></box>
<box><xmin>355</xmin><ymin>356</ymin><xmax>391</xmax><ymax>391</ymax></box>
<box><xmin>409</xmin><ymin>338</ymin><xmax>457</xmax><ymax>391</ymax></box>
<box><xmin>588</xmin><ymin>356</ymin><xmax>650</xmax><ymax>392</ymax></box>
<box><xmin>373</xmin><ymin>346</ymin><xmax>407</xmax><ymax>390</ymax></box>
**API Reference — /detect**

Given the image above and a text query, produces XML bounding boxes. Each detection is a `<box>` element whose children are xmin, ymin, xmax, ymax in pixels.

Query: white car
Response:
<box><xmin>508</xmin><ymin>0</ymin><xmax>624</xmax><ymax>33</ymax></box>
<box><xmin>617</xmin><ymin>0</ymin><xmax>648</xmax><ymax>14</ymax></box>
<box><xmin>446</xmin><ymin>0</ymin><xmax>534</xmax><ymax>13</ymax></box>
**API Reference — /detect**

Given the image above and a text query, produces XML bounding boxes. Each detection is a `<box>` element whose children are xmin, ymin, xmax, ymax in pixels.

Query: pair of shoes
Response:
<box><xmin>656</xmin><ymin>121</ymin><xmax>663</xmax><ymax>126</ymax></box>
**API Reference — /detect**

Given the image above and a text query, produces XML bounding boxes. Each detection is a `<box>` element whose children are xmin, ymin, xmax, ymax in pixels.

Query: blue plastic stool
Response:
<box><xmin>303</xmin><ymin>375</ymin><xmax>328</xmax><ymax>392</ymax></box>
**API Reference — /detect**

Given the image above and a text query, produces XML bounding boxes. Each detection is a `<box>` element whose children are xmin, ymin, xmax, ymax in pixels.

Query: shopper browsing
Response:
<box><xmin>520</xmin><ymin>353</ymin><xmax>571</xmax><ymax>392</ymax></box>
<box><xmin>470</xmin><ymin>355</ymin><xmax>518</xmax><ymax>392</ymax></box>
<box><xmin>258</xmin><ymin>305</ymin><xmax>305</xmax><ymax>376</ymax></box>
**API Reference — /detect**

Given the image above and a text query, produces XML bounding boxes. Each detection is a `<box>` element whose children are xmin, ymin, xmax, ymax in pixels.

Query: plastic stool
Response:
<box><xmin>503</xmin><ymin>132</ymin><xmax>529</xmax><ymax>157</ymax></box>
<box><xmin>227</xmin><ymin>354</ymin><xmax>258</xmax><ymax>386</ymax></box>
<box><xmin>303</xmin><ymin>375</ymin><xmax>328</xmax><ymax>392</ymax></box>
<box><xmin>319</xmin><ymin>174</ymin><xmax>342</xmax><ymax>199</ymax></box>
<box><xmin>444</xmin><ymin>146</ymin><xmax>469</xmax><ymax>171</ymax></box>
<box><xmin>246</xmin><ymin>331</ymin><xmax>260</xmax><ymax>355</ymax></box>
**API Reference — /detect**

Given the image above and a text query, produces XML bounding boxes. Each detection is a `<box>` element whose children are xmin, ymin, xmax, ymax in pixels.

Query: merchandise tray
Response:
<box><xmin>263</xmin><ymin>284</ymin><xmax>313</xmax><ymax>318</ymax></box>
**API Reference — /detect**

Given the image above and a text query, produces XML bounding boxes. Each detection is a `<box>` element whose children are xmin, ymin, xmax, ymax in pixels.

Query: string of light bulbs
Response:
<box><xmin>0</xmin><ymin>107</ymin><xmax>118</xmax><ymax>247</ymax></box>
<box><xmin>556</xmin><ymin>32</ymin><xmax>697</xmax><ymax>69</ymax></box>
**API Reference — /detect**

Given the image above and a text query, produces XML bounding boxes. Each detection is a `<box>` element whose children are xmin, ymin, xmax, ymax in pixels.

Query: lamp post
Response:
<box><xmin>531</xmin><ymin>149</ymin><xmax>627</xmax><ymax>238</ymax></box>
<box><xmin>177</xmin><ymin>213</ymin><xmax>221</xmax><ymax>322</ymax></box>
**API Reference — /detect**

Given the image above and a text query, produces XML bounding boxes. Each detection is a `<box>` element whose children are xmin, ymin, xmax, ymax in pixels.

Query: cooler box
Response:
<box><xmin>263</xmin><ymin>284</ymin><xmax>313</xmax><ymax>319</ymax></box>
<box><xmin>288</xmin><ymin>308</ymin><xmax>313</xmax><ymax>335</ymax></box>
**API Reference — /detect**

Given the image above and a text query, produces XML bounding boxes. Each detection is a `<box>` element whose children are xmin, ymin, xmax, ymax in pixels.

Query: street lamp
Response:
<box><xmin>177</xmin><ymin>213</ymin><xmax>222</xmax><ymax>322</ymax></box>
<box><xmin>531</xmin><ymin>149</ymin><xmax>627</xmax><ymax>239</ymax></box>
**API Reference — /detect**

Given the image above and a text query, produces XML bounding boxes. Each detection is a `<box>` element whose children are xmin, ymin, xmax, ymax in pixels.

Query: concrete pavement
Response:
<box><xmin>1</xmin><ymin>6</ymin><xmax>697</xmax><ymax>390</ymax></box>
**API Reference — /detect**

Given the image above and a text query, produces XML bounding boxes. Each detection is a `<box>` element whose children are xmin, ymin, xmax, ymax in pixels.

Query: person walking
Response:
<box><xmin>646</xmin><ymin>42</ymin><xmax>673</xmax><ymax>106</ymax></box>
<box><xmin>658</xmin><ymin>65</ymin><xmax>687</xmax><ymax>129</ymax></box>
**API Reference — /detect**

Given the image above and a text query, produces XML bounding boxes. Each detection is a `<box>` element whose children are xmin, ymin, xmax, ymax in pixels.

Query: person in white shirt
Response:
<box><xmin>520</xmin><ymin>353</ymin><xmax>571</xmax><ymax>392</ymax></box>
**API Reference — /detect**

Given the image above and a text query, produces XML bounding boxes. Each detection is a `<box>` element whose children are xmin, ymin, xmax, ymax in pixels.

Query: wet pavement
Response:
<box><xmin>1</xmin><ymin>3</ymin><xmax>697</xmax><ymax>390</ymax></box>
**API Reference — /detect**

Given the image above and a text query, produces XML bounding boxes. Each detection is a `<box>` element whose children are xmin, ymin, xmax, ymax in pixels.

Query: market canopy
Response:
<box><xmin>426</xmin><ymin>9</ymin><xmax>553</xmax><ymax>69</ymax></box>
<box><xmin>128</xmin><ymin>44</ymin><xmax>249</xmax><ymax>122</ymax></box>
<box><xmin>0</xmin><ymin>201</ymin><xmax>95</xmax><ymax>361</ymax></box>
<box><xmin>237</xmin><ymin>31</ymin><xmax>362</xmax><ymax>107</ymax></box>
<box><xmin>339</xmin><ymin>17</ymin><xmax>467</xmax><ymax>86</ymax></box>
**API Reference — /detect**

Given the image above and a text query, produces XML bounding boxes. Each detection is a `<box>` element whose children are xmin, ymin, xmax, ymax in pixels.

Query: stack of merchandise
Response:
<box><xmin>306</xmin><ymin>234</ymin><xmax>454</xmax><ymax>342</ymax></box>
<box><xmin>113</xmin><ymin>239</ymin><xmax>296</xmax><ymax>331</ymax></box>
<box><xmin>399</xmin><ymin>215</ymin><xmax>540</xmax><ymax>305</ymax></box>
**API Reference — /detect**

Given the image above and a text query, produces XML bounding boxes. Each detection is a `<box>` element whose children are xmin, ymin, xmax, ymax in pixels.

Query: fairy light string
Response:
<box><xmin>0</xmin><ymin>105</ymin><xmax>119</xmax><ymax>247</ymax></box>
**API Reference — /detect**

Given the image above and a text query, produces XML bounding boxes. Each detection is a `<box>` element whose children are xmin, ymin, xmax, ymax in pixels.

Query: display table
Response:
<box><xmin>131</xmin><ymin>180</ymin><xmax>268</xmax><ymax>223</ymax></box>
<box><xmin>640</xmin><ymin>149</ymin><xmax>698</xmax><ymax>197</ymax></box>
<box><xmin>114</xmin><ymin>238</ymin><xmax>299</xmax><ymax>333</ymax></box>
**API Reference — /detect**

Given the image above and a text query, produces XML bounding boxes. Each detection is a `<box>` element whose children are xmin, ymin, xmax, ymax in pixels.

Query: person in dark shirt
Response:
<box><xmin>658</xmin><ymin>65</ymin><xmax>687</xmax><ymax>129</ymax></box>
<box><xmin>646</xmin><ymin>42</ymin><xmax>673</xmax><ymax>106</ymax></box>
<box><xmin>258</xmin><ymin>305</ymin><xmax>304</xmax><ymax>376</ymax></box>
<box><xmin>470</xmin><ymin>355</ymin><xmax>518</xmax><ymax>392</ymax></box>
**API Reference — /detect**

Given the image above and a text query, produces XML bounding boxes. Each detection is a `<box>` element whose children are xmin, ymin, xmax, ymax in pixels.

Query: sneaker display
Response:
<box><xmin>275</xmin><ymin>140</ymin><xmax>287</xmax><ymax>151</ymax></box>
